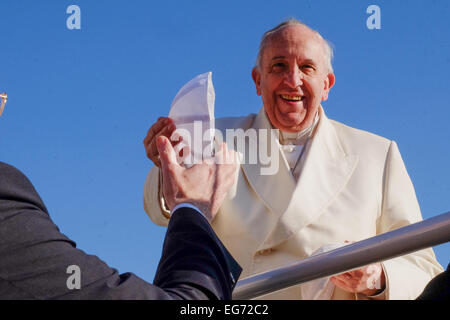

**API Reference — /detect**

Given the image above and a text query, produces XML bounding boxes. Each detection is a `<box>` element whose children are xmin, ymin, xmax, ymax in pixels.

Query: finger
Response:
<box><xmin>339</xmin><ymin>272</ymin><xmax>353</xmax><ymax>280</ymax></box>
<box><xmin>157</xmin><ymin>136</ymin><xmax>180</xmax><ymax>173</ymax></box>
<box><xmin>154</xmin><ymin>157</ymin><xmax>161</xmax><ymax>168</ymax></box>
<box><xmin>215</xmin><ymin>147</ymin><xmax>238</xmax><ymax>189</ymax></box>
<box><xmin>215</xmin><ymin>142</ymin><xmax>236</xmax><ymax>165</ymax></box>
<box><xmin>332</xmin><ymin>276</ymin><xmax>360</xmax><ymax>292</ymax></box>
<box><xmin>224</xmin><ymin>143</ymin><xmax>237</xmax><ymax>165</ymax></box>
<box><xmin>333</xmin><ymin>273</ymin><xmax>352</xmax><ymax>285</ymax></box>
<box><xmin>147</xmin><ymin>123</ymin><xmax>176</xmax><ymax>153</ymax></box>
<box><xmin>148</xmin><ymin>152</ymin><xmax>161</xmax><ymax>168</ymax></box>
<box><xmin>144</xmin><ymin>117</ymin><xmax>173</xmax><ymax>147</ymax></box>
<box><xmin>330</xmin><ymin>277</ymin><xmax>356</xmax><ymax>293</ymax></box>
<box><xmin>146</xmin><ymin>123</ymin><xmax>178</xmax><ymax>164</ymax></box>
<box><xmin>146</xmin><ymin>144</ymin><xmax>161</xmax><ymax>167</ymax></box>
<box><xmin>333</xmin><ymin>273</ymin><xmax>361</xmax><ymax>289</ymax></box>
<box><xmin>348</xmin><ymin>269</ymin><xmax>365</xmax><ymax>279</ymax></box>
<box><xmin>226</xmin><ymin>148</ymin><xmax>238</xmax><ymax>175</ymax></box>
<box><xmin>214</xmin><ymin>142</ymin><xmax>227</xmax><ymax>164</ymax></box>
<box><xmin>143</xmin><ymin>117</ymin><xmax>163</xmax><ymax>146</ymax></box>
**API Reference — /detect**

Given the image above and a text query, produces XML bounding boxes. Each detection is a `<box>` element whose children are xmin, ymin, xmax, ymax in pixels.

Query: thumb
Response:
<box><xmin>156</xmin><ymin>136</ymin><xmax>179</xmax><ymax>171</ymax></box>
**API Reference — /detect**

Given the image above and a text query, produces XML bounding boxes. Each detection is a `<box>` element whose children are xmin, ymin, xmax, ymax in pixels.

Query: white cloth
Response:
<box><xmin>278</xmin><ymin>112</ymin><xmax>319</xmax><ymax>146</ymax></box>
<box><xmin>279</xmin><ymin>144</ymin><xmax>304</xmax><ymax>170</ymax></box>
<box><xmin>168</xmin><ymin>72</ymin><xmax>215</xmax><ymax>167</ymax></box>
<box><xmin>278</xmin><ymin>112</ymin><xmax>319</xmax><ymax>176</ymax></box>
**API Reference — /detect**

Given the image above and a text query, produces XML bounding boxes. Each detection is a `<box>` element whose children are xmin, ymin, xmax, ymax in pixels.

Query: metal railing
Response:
<box><xmin>233</xmin><ymin>211</ymin><xmax>450</xmax><ymax>300</ymax></box>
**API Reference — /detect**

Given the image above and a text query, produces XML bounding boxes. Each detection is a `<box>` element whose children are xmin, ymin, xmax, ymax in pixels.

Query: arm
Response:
<box><xmin>154</xmin><ymin>206</ymin><xmax>241</xmax><ymax>300</ymax></box>
<box><xmin>330</xmin><ymin>141</ymin><xmax>443</xmax><ymax>299</ymax></box>
<box><xmin>143</xmin><ymin>166</ymin><xmax>171</xmax><ymax>226</ymax></box>
<box><xmin>0</xmin><ymin>159</ymin><xmax>240</xmax><ymax>300</ymax></box>
<box><xmin>377</xmin><ymin>141</ymin><xmax>443</xmax><ymax>299</ymax></box>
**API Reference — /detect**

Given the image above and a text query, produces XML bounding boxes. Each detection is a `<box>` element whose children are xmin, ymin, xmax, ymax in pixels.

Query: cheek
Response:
<box><xmin>260</xmin><ymin>88</ymin><xmax>276</xmax><ymax>108</ymax></box>
<box><xmin>260</xmin><ymin>77</ymin><xmax>280</xmax><ymax>97</ymax></box>
<box><xmin>306</xmin><ymin>78</ymin><xmax>325</xmax><ymax>100</ymax></box>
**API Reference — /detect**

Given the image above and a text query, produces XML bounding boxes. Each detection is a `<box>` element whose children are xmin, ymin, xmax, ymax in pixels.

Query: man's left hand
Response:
<box><xmin>330</xmin><ymin>263</ymin><xmax>386</xmax><ymax>296</ymax></box>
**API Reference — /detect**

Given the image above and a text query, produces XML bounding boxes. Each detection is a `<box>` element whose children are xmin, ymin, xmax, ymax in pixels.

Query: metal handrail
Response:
<box><xmin>233</xmin><ymin>211</ymin><xmax>450</xmax><ymax>300</ymax></box>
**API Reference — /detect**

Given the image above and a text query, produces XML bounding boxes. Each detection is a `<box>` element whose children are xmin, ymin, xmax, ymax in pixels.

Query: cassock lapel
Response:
<box><xmin>240</xmin><ymin>106</ymin><xmax>359</xmax><ymax>249</ymax></box>
<box><xmin>238</xmin><ymin>108</ymin><xmax>297</xmax><ymax>219</ymax></box>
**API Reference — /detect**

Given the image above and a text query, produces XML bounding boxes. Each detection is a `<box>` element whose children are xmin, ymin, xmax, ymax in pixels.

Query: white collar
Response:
<box><xmin>278</xmin><ymin>111</ymin><xmax>319</xmax><ymax>145</ymax></box>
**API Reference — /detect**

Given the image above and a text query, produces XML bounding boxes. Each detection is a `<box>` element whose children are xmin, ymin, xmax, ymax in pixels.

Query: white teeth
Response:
<box><xmin>281</xmin><ymin>94</ymin><xmax>303</xmax><ymax>101</ymax></box>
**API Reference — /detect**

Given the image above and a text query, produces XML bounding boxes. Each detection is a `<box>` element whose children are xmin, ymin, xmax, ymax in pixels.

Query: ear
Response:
<box><xmin>321</xmin><ymin>72</ymin><xmax>335</xmax><ymax>101</ymax></box>
<box><xmin>252</xmin><ymin>67</ymin><xmax>262</xmax><ymax>96</ymax></box>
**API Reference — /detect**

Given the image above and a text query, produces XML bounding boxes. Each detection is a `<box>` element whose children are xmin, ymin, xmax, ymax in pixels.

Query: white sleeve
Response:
<box><xmin>143</xmin><ymin>167</ymin><xmax>171</xmax><ymax>226</ymax></box>
<box><xmin>378</xmin><ymin>141</ymin><xmax>444</xmax><ymax>299</ymax></box>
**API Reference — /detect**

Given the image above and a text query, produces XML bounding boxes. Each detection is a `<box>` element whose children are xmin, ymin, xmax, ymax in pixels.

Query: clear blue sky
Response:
<box><xmin>1</xmin><ymin>0</ymin><xmax>448</xmax><ymax>284</ymax></box>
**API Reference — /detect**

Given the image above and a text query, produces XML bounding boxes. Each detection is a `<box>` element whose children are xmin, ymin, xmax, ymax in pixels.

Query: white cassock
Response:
<box><xmin>143</xmin><ymin>106</ymin><xmax>444</xmax><ymax>300</ymax></box>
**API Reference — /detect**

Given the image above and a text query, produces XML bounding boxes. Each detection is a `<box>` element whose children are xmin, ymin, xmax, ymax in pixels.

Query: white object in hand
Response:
<box><xmin>168</xmin><ymin>72</ymin><xmax>215</xmax><ymax>167</ymax></box>
<box><xmin>0</xmin><ymin>93</ymin><xmax>7</xmax><ymax>117</ymax></box>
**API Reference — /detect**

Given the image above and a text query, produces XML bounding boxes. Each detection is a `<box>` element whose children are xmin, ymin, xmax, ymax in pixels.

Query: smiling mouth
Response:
<box><xmin>280</xmin><ymin>94</ymin><xmax>305</xmax><ymax>102</ymax></box>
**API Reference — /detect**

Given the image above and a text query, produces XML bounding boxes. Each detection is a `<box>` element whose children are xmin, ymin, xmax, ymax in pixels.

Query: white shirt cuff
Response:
<box><xmin>171</xmin><ymin>203</ymin><xmax>208</xmax><ymax>220</ymax></box>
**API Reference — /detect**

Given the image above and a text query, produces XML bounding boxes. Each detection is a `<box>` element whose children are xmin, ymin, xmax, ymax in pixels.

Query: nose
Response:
<box><xmin>283</xmin><ymin>66</ymin><xmax>303</xmax><ymax>88</ymax></box>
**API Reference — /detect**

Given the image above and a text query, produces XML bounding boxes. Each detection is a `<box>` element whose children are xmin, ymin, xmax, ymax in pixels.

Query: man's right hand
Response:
<box><xmin>143</xmin><ymin>117</ymin><xmax>180</xmax><ymax>168</ymax></box>
<box><xmin>156</xmin><ymin>136</ymin><xmax>237</xmax><ymax>223</ymax></box>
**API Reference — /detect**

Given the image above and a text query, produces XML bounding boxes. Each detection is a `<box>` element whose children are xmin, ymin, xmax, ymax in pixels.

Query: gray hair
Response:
<box><xmin>256</xmin><ymin>18</ymin><xmax>334</xmax><ymax>73</ymax></box>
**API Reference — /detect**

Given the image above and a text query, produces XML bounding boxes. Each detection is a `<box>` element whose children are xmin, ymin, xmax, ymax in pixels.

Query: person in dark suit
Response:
<box><xmin>0</xmin><ymin>134</ymin><xmax>241</xmax><ymax>299</ymax></box>
<box><xmin>416</xmin><ymin>263</ymin><xmax>450</xmax><ymax>300</ymax></box>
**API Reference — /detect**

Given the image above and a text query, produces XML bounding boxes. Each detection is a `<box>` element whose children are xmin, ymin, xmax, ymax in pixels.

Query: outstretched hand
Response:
<box><xmin>156</xmin><ymin>135</ymin><xmax>237</xmax><ymax>222</ymax></box>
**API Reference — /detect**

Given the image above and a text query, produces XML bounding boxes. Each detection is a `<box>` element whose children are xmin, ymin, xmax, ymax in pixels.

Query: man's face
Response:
<box><xmin>252</xmin><ymin>25</ymin><xmax>335</xmax><ymax>133</ymax></box>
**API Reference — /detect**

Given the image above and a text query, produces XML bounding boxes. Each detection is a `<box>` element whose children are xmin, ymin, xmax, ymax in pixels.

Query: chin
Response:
<box><xmin>282</xmin><ymin>118</ymin><xmax>314</xmax><ymax>132</ymax></box>
<box><xmin>280</xmin><ymin>125</ymin><xmax>304</xmax><ymax>133</ymax></box>
<box><xmin>278</xmin><ymin>115</ymin><xmax>306</xmax><ymax>130</ymax></box>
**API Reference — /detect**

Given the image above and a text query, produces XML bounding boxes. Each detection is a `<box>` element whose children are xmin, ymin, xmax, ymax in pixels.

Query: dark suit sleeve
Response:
<box><xmin>153</xmin><ymin>207</ymin><xmax>241</xmax><ymax>300</ymax></box>
<box><xmin>0</xmin><ymin>162</ymin><xmax>241</xmax><ymax>300</ymax></box>
<box><xmin>416</xmin><ymin>263</ymin><xmax>450</xmax><ymax>300</ymax></box>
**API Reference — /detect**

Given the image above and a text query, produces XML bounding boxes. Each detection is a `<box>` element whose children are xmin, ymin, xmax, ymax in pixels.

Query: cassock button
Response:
<box><xmin>281</xmin><ymin>145</ymin><xmax>295</xmax><ymax>153</ymax></box>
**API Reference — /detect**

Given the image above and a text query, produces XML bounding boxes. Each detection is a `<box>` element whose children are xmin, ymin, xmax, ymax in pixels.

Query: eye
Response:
<box><xmin>272</xmin><ymin>62</ymin><xmax>286</xmax><ymax>72</ymax></box>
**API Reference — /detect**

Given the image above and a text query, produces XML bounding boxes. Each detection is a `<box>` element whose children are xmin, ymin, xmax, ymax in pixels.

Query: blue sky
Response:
<box><xmin>1</xmin><ymin>0</ymin><xmax>448</xmax><ymax>285</ymax></box>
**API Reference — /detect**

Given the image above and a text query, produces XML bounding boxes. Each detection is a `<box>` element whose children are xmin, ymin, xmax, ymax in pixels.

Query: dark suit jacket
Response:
<box><xmin>416</xmin><ymin>263</ymin><xmax>450</xmax><ymax>300</ymax></box>
<box><xmin>0</xmin><ymin>162</ymin><xmax>241</xmax><ymax>299</ymax></box>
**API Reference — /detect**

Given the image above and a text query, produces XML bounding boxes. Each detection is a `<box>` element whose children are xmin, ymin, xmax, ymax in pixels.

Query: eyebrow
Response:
<box><xmin>270</xmin><ymin>56</ymin><xmax>317</xmax><ymax>65</ymax></box>
<box><xmin>302</xmin><ymin>59</ymin><xmax>317</xmax><ymax>66</ymax></box>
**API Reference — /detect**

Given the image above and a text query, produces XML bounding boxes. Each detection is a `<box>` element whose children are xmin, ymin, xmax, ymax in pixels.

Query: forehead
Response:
<box><xmin>263</xmin><ymin>25</ymin><xmax>325</xmax><ymax>64</ymax></box>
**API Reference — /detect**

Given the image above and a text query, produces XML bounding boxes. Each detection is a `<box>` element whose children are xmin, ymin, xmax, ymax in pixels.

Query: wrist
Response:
<box><xmin>361</xmin><ymin>286</ymin><xmax>384</xmax><ymax>296</ymax></box>
<box><xmin>172</xmin><ymin>201</ymin><xmax>212</xmax><ymax>222</ymax></box>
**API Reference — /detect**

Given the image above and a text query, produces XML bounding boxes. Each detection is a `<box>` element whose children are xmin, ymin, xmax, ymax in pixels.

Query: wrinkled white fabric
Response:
<box><xmin>168</xmin><ymin>72</ymin><xmax>215</xmax><ymax>167</ymax></box>
<box><xmin>0</xmin><ymin>93</ymin><xmax>7</xmax><ymax>117</ymax></box>
<box><xmin>300</xmin><ymin>243</ymin><xmax>347</xmax><ymax>300</ymax></box>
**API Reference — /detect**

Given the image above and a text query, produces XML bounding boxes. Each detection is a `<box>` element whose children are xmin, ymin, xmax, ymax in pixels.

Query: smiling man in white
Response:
<box><xmin>143</xmin><ymin>19</ymin><xmax>443</xmax><ymax>300</ymax></box>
